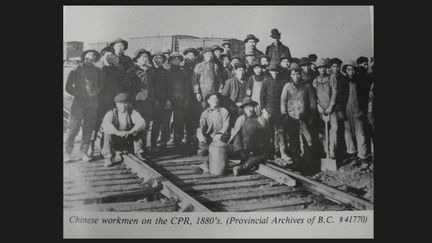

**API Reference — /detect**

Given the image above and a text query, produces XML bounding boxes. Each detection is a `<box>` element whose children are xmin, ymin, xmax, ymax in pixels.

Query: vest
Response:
<box><xmin>111</xmin><ymin>108</ymin><xmax>134</xmax><ymax>131</ymax></box>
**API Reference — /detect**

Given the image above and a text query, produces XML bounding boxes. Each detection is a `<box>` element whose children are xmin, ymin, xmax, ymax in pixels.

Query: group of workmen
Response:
<box><xmin>64</xmin><ymin>28</ymin><xmax>374</xmax><ymax>176</ymax></box>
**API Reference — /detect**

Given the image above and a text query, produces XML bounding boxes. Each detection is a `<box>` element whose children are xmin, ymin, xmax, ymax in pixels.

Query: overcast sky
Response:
<box><xmin>64</xmin><ymin>6</ymin><xmax>373</xmax><ymax>60</ymax></box>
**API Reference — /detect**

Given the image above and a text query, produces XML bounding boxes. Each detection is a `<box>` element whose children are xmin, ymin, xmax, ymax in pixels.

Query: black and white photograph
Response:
<box><xmin>63</xmin><ymin>5</ymin><xmax>374</xmax><ymax>238</ymax></box>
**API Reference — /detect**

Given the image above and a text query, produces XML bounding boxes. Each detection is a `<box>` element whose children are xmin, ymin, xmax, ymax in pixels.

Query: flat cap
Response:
<box><xmin>114</xmin><ymin>92</ymin><xmax>130</xmax><ymax>103</ymax></box>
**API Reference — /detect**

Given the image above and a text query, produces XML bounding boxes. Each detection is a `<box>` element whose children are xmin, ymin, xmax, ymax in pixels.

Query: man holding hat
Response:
<box><xmin>89</xmin><ymin>46</ymin><xmax>128</xmax><ymax>157</ymax></box>
<box><xmin>64</xmin><ymin>49</ymin><xmax>103</xmax><ymax>162</ymax></box>
<box><xmin>148</xmin><ymin>51</ymin><xmax>172</xmax><ymax>152</ymax></box>
<box><xmin>109</xmin><ymin>38</ymin><xmax>134</xmax><ymax>72</ymax></box>
<box><xmin>260</xmin><ymin>62</ymin><xmax>290</xmax><ymax>162</ymax></box>
<box><xmin>193</xmin><ymin>47</ymin><xmax>222</xmax><ymax>109</ymax></box>
<box><xmin>229</xmin><ymin>97</ymin><xmax>271</xmax><ymax>176</ymax></box>
<box><xmin>242</xmin><ymin>34</ymin><xmax>264</xmax><ymax>57</ymax></box>
<box><xmin>166</xmin><ymin>52</ymin><xmax>191</xmax><ymax>147</ymax></box>
<box><xmin>265</xmin><ymin>28</ymin><xmax>292</xmax><ymax>67</ymax></box>
<box><xmin>101</xmin><ymin>93</ymin><xmax>147</xmax><ymax>166</ymax></box>
<box><xmin>281</xmin><ymin>62</ymin><xmax>320</xmax><ymax>174</ymax></box>
<box><xmin>337</xmin><ymin>60</ymin><xmax>371</xmax><ymax>169</ymax></box>
<box><xmin>312</xmin><ymin>58</ymin><xmax>338</xmax><ymax>159</ymax></box>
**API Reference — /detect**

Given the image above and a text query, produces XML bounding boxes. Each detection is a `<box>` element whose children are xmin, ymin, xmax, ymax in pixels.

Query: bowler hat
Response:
<box><xmin>205</xmin><ymin>92</ymin><xmax>222</xmax><ymax>102</ymax></box>
<box><xmin>233</xmin><ymin>62</ymin><xmax>246</xmax><ymax>70</ymax></box>
<box><xmin>330</xmin><ymin>58</ymin><xmax>343</xmax><ymax>66</ymax></box>
<box><xmin>80</xmin><ymin>49</ymin><xmax>101</xmax><ymax>62</ymax></box>
<box><xmin>202</xmin><ymin>47</ymin><xmax>213</xmax><ymax>54</ymax></box>
<box><xmin>114</xmin><ymin>92</ymin><xmax>130</xmax><ymax>103</ymax></box>
<box><xmin>168</xmin><ymin>52</ymin><xmax>184</xmax><ymax>62</ymax></box>
<box><xmin>152</xmin><ymin>51</ymin><xmax>167</xmax><ymax>62</ymax></box>
<box><xmin>308</xmin><ymin>54</ymin><xmax>318</xmax><ymax>62</ymax></box>
<box><xmin>288</xmin><ymin>62</ymin><xmax>302</xmax><ymax>71</ymax></box>
<box><xmin>299</xmin><ymin>57</ymin><xmax>311</xmax><ymax>66</ymax></box>
<box><xmin>109</xmin><ymin>38</ymin><xmax>128</xmax><ymax>51</ymax></box>
<box><xmin>133</xmin><ymin>48</ymin><xmax>151</xmax><ymax>62</ymax></box>
<box><xmin>356</xmin><ymin>56</ymin><xmax>369</xmax><ymax>65</ymax></box>
<box><xmin>244</xmin><ymin>34</ymin><xmax>260</xmax><ymax>43</ymax></box>
<box><xmin>183</xmin><ymin>47</ymin><xmax>199</xmax><ymax>56</ymax></box>
<box><xmin>239</xmin><ymin>97</ymin><xmax>258</xmax><ymax>108</ymax></box>
<box><xmin>314</xmin><ymin>58</ymin><xmax>329</xmax><ymax>68</ymax></box>
<box><xmin>267</xmin><ymin>62</ymin><xmax>280</xmax><ymax>71</ymax></box>
<box><xmin>270</xmin><ymin>28</ymin><xmax>281</xmax><ymax>38</ymax></box>
<box><xmin>100</xmin><ymin>46</ymin><xmax>115</xmax><ymax>56</ymax></box>
<box><xmin>221</xmin><ymin>42</ymin><xmax>231</xmax><ymax>48</ymax></box>
<box><xmin>211</xmin><ymin>45</ymin><xmax>224</xmax><ymax>52</ymax></box>
<box><xmin>342</xmin><ymin>60</ymin><xmax>358</xmax><ymax>73</ymax></box>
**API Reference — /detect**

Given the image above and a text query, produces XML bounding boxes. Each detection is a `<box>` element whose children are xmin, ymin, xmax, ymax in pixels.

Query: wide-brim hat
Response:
<box><xmin>299</xmin><ymin>57</ymin><xmax>311</xmax><ymax>66</ymax></box>
<box><xmin>356</xmin><ymin>56</ymin><xmax>369</xmax><ymax>65</ymax></box>
<box><xmin>211</xmin><ymin>45</ymin><xmax>224</xmax><ymax>52</ymax></box>
<box><xmin>308</xmin><ymin>54</ymin><xmax>318</xmax><ymax>62</ymax></box>
<box><xmin>342</xmin><ymin>60</ymin><xmax>358</xmax><ymax>73</ymax></box>
<box><xmin>288</xmin><ymin>62</ymin><xmax>302</xmax><ymax>71</ymax></box>
<box><xmin>162</xmin><ymin>49</ymin><xmax>172</xmax><ymax>55</ymax></box>
<box><xmin>270</xmin><ymin>28</ymin><xmax>281</xmax><ymax>38</ymax></box>
<box><xmin>183</xmin><ymin>47</ymin><xmax>199</xmax><ymax>56</ymax></box>
<box><xmin>315</xmin><ymin>58</ymin><xmax>329</xmax><ymax>68</ymax></box>
<box><xmin>100</xmin><ymin>46</ymin><xmax>115</xmax><ymax>56</ymax></box>
<box><xmin>151</xmin><ymin>51</ymin><xmax>167</xmax><ymax>62</ymax></box>
<box><xmin>251</xmin><ymin>61</ymin><xmax>263</xmax><ymax>69</ymax></box>
<box><xmin>114</xmin><ymin>92</ymin><xmax>131</xmax><ymax>103</ymax></box>
<box><xmin>244</xmin><ymin>34</ymin><xmax>260</xmax><ymax>43</ymax></box>
<box><xmin>258</xmin><ymin>55</ymin><xmax>271</xmax><ymax>61</ymax></box>
<box><xmin>109</xmin><ymin>38</ymin><xmax>128</xmax><ymax>51</ymax></box>
<box><xmin>239</xmin><ymin>97</ymin><xmax>258</xmax><ymax>108</ymax></box>
<box><xmin>80</xmin><ymin>49</ymin><xmax>101</xmax><ymax>62</ymax></box>
<box><xmin>330</xmin><ymin>58</ymin><xmax>343</xmax><ymax>66</ymax></box>
<box><xmin>233</xmin><ymin>62</ymin><xmax>246</xmax><ymax>70</ymax></box>
<box><xmin>220</xmin><ymin>53</ymin><xmax>230</xmax><ymax>60</ymax></box>
<box><xmin>133</xmin><ymin>48</ymin><xmax>151</xmax><ymax>62</ymax></box>
<box><xmin>168</xmin><ymin>52</ymin><xmax>184</xmax><ymax>62</ymax></box>
<box><xmin>221</xmin><ymin>42</ymin><xmax>231</xmax><ymax>47</ymax></box>
<box><xmin>205</xmin><ymin>92</ymin><xmax>222</xmax><ymax>102</ymax></box>
<box><xmin>202</xmin><ymin>47</ymin><xmax>213</xmax><ymax>54</ymax></box>
<box><xmin>279</xmin><ymin>55</ymin><xmax>291</xmax><ymax>62</ymax></box>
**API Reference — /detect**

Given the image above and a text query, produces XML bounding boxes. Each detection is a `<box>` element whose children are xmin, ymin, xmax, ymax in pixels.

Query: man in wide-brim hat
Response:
<box><xmin>229</xmin><ymin>97</ymin><xmax>271</xmax><ymax>176</ymax></box>
<box><xmin>109</xmin><ymin>38</ymin><xmax>134</xmax><ymax>72</ymax></box>
<box><xmin>265</xmin><ymin>28</ymin><xmax>292</xmax><ymax>67</ymax></box>
<box><xmin>64</xmin><ymin>49</ymin><xmax>103</xmax><ymax>163</ymax></box>
<box><xmin>243</xmin><ymin>34</ymin><xmax>264</xmax><ymax>57</ymax></box>
<box><xmin>183</xmin><ymin>47</ymin><xmax>199</xmax><ymax>57</ymax></box>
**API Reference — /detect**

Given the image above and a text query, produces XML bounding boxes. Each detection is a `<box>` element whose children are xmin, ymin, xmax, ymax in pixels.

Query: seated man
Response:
<box><xmin>229</xmin><ymin>97</ymin><xmax>271</xmax><ymax>176</ymax></box>
<box><xmin>197</xmin><ymin>92</ymin><xmax>231</xmax><ymax>156</ymax></box>
<box><xmin>101</xmin><ymin>93</ymin><xmax>147</xmax><ymax>167</ymax></box>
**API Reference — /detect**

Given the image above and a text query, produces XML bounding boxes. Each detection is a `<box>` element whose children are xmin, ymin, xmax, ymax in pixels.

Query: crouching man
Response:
<box><xmin>230</xmin><ymin>97</ymin><xmax>271</xmax><ymax>176</ymax></box>
<box><xmin>101</xmin><ymin>93</ymin><xmax>147</xmax><ymax>167</ymax></box>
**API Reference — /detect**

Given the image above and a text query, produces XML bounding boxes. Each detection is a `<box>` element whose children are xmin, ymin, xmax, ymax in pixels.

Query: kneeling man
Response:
<box><xmin>230</xmin><ymin>97</ymin><xmax>271</xmax><ymax>176</ymax></box>
<box><xmin>101</xmin><ymin>93</ymin><xmax>147</xmax><ymax>166</ymax></box>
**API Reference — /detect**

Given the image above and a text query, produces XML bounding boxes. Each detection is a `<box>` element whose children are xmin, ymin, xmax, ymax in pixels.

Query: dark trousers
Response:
<box><xmin>285</xmin><ymin>116</ymin><xmax>321</xmax><ymax>172</ymax></box>
<box><xmin>90</xmin><ymin>102</ymin><xmax>114</xmax><ymax>154</ymax></box>
<box><xmin>172</xmin><ymin>101</ymin><xmax>187</xmax><ymax>143</ymax></box>
<box><xmin>101</xmin><ymin>132</ymin><xmax>146</xmax><ymax>158</ymax></box>
<box><xmin>184</xmin><ymin>99</ymin><xmax>200</xmax><ymax>145</ymax></box>
<box><xmin>231</xmin><ymin>150</ymin><xmax>268</xmax><ymax>172</ymax></box>
<box><xmin>151</xmin><ymin>103</ymin><xmax>172</xmax><ymax>147</ymax></box>
<box><xmin>268</xmin><ymin>111</ymin><xmax>287</xmax><ymax>156</ymax></box>
<box><xmin>64</xmin><ymin>99</ymin><xmax>98</xmax><ymax>155</ymax></box>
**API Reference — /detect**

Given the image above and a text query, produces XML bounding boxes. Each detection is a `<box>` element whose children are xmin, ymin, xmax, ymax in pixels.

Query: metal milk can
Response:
<box><xmin>208</xmin><ymin>138</ymin><xmax>229</xmax><ymax>176</ymax></box>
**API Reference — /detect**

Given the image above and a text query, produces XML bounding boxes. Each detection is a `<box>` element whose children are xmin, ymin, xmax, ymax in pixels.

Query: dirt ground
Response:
<box><xmin>310</xmin><ymin>160</ymin><xmax>374</xmax><ymax>203</ymax></box>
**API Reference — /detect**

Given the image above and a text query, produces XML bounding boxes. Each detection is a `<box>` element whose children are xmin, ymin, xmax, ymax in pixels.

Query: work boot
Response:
<box><xmin>82</xmin><ymin>154</ymin><xmax>92</xmax><ymax>162</ymax></box>
<box><xmin>233</xmin><ymin>166</ymin><xmax>242</xmax><ymax>176</ymax></box>
<box><xmin>135</xmin><ymin>151</ymin><xmax>147</xmax><ymax>161</ymax></box>
<box><xmin>281</xmin><ymin>153</ymin><xmax>293</xmax><ymax>164</ymax></box>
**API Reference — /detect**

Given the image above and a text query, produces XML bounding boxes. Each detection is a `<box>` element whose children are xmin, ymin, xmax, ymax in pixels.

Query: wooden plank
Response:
<box><xmin>64</xmin><ymin>183</ymin><xmax>146</xmax><ymax>195</ymax></box>
<box><xmin>255</xmin><ymin>165</ymin><xmax>296</xmax><ymax>187</ymax></box>
<box><xmin>66</xmin><ymin>199</ymin><xmax>177</xmax><ymax>212</ymax></box>
<box><xmin>264</xmin><ymin>163</ymin><xmax>374</xmax><ymax>210</ymax></box>
<box><xmin>63</xmin><ymin>188</ymin><xmax>150</xmax><ymax>202</ymax></box>
<box><xmin>221</xmin><ymin>195</ymin><xmax>312</xmax><ymax>212</ymax></box>
<box><xmin>182</xmin><ymin>178</ymin><xmax>275</xmax><ymax>192</ymax></box>
<box><xmin>123</xmin><ymin>154</ymin><xmax>211</xmax><ymax>212</ymax></box>
<box><xmin>172</xmin><ymin>174</ymin><xmax>264</xmax><ymax>185</ymax></box>
<box><xmin>65</xmin><ymin>174</ymin><xmax>140</xmax><ymax>183</ymax></box>
<box><xmin>64</xmin><ymin>178</ymin><xmax>142</xmax><ymax>189</ymax></box>
<box><xmin>198</xmin><ymin>186</ymin><xmax>303</xmax><ymax>202</ymax></box>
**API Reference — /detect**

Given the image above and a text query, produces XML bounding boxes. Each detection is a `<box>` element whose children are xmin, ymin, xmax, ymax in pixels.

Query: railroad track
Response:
<box><xmin>63</xmin><ymin>102</ymin><xmax>373</xmax><ymax>212</ymax></box>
